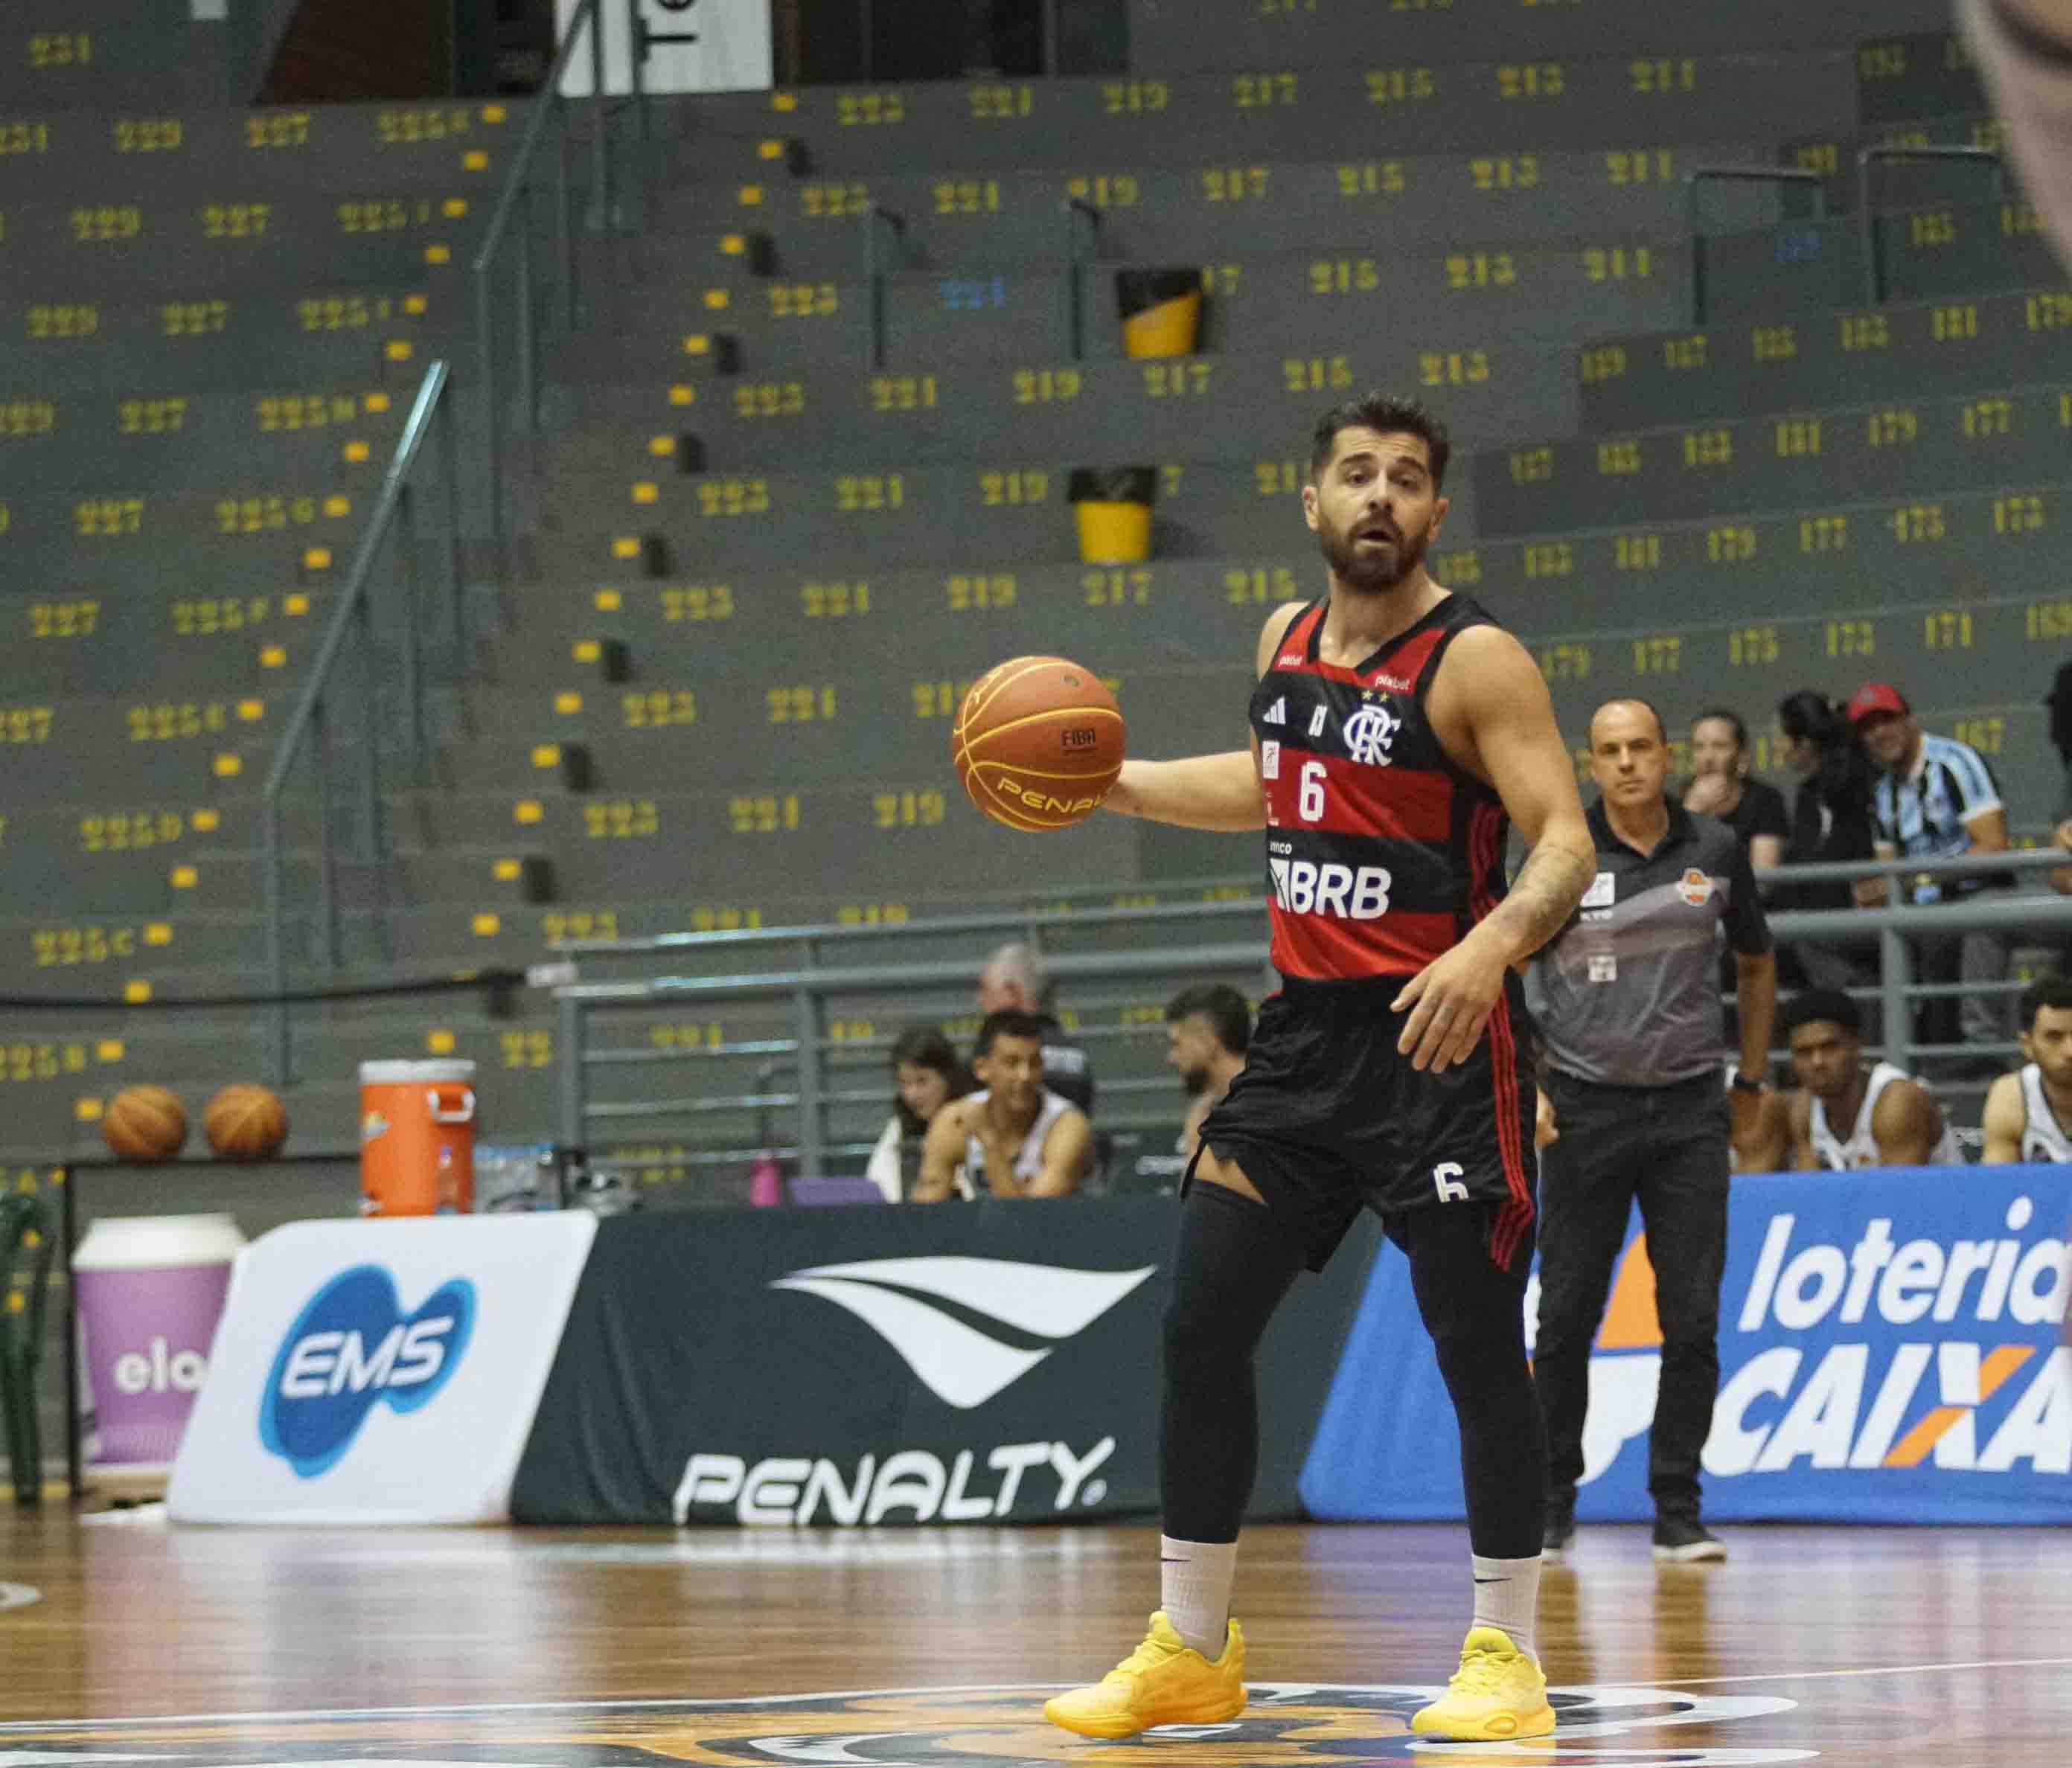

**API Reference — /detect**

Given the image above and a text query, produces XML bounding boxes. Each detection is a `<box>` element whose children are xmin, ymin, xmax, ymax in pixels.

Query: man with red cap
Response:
<box><xmin>1848</xmin><ymin>680</ymin><xmax>2012</xmax><ymax>1062</ymax></box>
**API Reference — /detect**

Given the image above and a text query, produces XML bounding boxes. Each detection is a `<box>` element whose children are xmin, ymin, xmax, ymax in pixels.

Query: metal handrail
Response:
<box><xmin>864</xmin><ymin>205</ymin><xmax>906</xmax><ymax>370</ymax></box>
<box><xmin>553</xmin><ymin>894</ymin><xmax>2072</xmax><ymax>1180</ymax></box>
<box><xmin>1683</xmin><ymin>167</ymin><xmax>1827</xmax><ymax>324</ymax></box>
<box><xmin>260</xmin><ymin>362</ymin><xmax>462</xmax><ymax>1083</ymax></box>
<box><xmin>1857</xmin><ymin>144</ymin><xmax>2004</xmax><ymax>304</ymax></box>
<box><xmin>472</xmin><ymin>0</ymin><xmax>648</xmax><ymax>590</ymax></box>
<box><xmin>1064</xmin><ymin>196</ymin><xmax>1101</xmax><ymax>359</ymax></box>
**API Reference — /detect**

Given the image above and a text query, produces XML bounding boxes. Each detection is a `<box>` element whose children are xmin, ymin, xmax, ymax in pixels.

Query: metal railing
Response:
<box><xmin>863</xmin><ymin>205</ymin><xmax>906</xmax><ymax>369</ymax></box>
<box><xmin>1857</xmin><ymin>144</ymin><xmax>2004</xmax><ymax>304</ymax></box>
<box><xmin>1063</xmin><ymin>197</ymin><xmax>1102</xmax><ymax>359</ymax></box>
<box><xmin>260</xmin><ymin>362</ymin><xmax>464</xmax><ymax>1082</ymax></box>
<box><xmin>472</xmin><ymin>0</ymin><xmax>650</xmax><ymax>590</ymax></box>
<box><xmin>1683</xmin><ymin>166</ymin><xmax>1827</xmax><ymax>324</ymax></box>
<box><xmin>548</xmin><ymin>849</ymin><xmax>2072</xmax><ymax>1176</ymax></box>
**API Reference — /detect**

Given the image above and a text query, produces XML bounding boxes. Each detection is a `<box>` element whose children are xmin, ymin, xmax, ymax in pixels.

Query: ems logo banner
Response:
<box><xmin>167</xmin><ymin>1214</ymin><xmax>596</xmax><ymax>1524</ymax></box>
<box><xmin>1300</xmin><ymin>1167</ymin><xmax>2072</xmax><ymax>1524</ymax></box>
<box><xmin>511</xmin><ymin>1200</ymin><xmax>1379</xmax><ymax>1525</ymax></box>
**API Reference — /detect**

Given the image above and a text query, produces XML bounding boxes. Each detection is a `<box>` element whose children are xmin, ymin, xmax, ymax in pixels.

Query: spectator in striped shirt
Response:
<box><xmin>1847</xmin><ymin>681</ymin><xmax>2012</xmax><ymax>1062</ymax></box>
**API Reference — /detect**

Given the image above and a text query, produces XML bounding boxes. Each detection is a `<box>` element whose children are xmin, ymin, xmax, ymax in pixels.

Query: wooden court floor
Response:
<box><xmin>2</xmin><ymin>1509</ymin><xmax>2069</xmax><ymax>1766</ymax></box>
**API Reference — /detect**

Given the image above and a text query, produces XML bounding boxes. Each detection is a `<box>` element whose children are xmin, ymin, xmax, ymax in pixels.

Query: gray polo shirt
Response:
<box><xmin>1528</xmin><ymin>799</ymin><xmax>1771</xmax><ymax>1088</ymax></box>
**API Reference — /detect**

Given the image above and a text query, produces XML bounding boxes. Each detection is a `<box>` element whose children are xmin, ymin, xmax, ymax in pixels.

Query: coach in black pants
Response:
<box><xmin>1527</xmin><ymin>699</ymin><xmax>1777</xmax><ymax>1563</ymax></box>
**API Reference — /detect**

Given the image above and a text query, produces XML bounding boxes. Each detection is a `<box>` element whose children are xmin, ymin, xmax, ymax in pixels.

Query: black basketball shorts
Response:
<box><xmin>1190</xmin><ymin>973</ymin><xmax>1538</xmax><ymax>1275</ymax></box>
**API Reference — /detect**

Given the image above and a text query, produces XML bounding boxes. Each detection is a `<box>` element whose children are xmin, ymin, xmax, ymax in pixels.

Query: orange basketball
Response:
<box><xmin>203</xmin><ymin>1083</ymin><xmax>289</xmax><ymax>1162</ymax></box>
<box><xmin>101</xmin><ymin>1085</ymin><xmax>188</xmax><ymax>1164</ymax></box>
<box><xmin>952</xmin><ymin>656</ymin><xmax>1126</xmax><ymax>831</ymax></box>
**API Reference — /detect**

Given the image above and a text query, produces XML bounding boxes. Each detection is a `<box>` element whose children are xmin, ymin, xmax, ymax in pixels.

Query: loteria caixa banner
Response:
<box><xmin>1302</xmin><ymin>1165</ymin><xmax>2072</xmax><ymax>1524</ymax></box>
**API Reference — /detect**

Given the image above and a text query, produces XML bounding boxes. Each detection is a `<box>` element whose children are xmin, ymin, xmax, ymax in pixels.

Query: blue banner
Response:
<box><xmin>1301</xmin><ymin>1166</ymin><xmax>2072</xmax><ymax>1523</ymax></box>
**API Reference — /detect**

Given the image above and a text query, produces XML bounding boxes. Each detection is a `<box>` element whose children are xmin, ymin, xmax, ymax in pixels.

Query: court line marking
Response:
<box><xmin>1657</xmin><ymin>1655</ymin><xmax>2072</xmax><ymax>1688</ymax></box>
<box><xmin>5</xmin><ymin>1661</ymin><xmax>2068</xmax><ymax>1734</ymax></box>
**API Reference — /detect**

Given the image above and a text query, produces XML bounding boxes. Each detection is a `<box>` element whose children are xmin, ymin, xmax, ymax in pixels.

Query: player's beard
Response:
<box><xmin>1318</xmin><ymin>507</ymin><xmax>1432</xmax><ymax>594</ymax></box>
<box><xmin>1179</xmin><ymin>1064</ymin><xmax>1210</xmax><ymax>1095</ymax></box>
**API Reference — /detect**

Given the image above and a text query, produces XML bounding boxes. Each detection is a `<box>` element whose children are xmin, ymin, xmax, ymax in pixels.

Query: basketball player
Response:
<box><xmin>911</xmin><ymin>1008</ymin><xmax>1091</xmax><ymax>1199</ymax></box>
<box><xmin>1981</xmin><ymin>974</ymin><xmax>2072</xmax><ymax>1162</ymax></box>
<box><xmin>1781</xmin><ymin>989</ymin><xmax>1963</xmax><ymax>1170</ymax></box>
<box><xmin>1044</xmin><ymin>395</ymin><xmax>1593</xmax><ymax>1745</ymax></box>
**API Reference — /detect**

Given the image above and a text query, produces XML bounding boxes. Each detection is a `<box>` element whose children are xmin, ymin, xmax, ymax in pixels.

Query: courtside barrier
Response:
<box><xmin>509</xmin><ymin>1198</ymin><xmax>1378</xmax><ymax>1525</ymax></box>
<box><xmin>1302</xmin><ymin>1165</ymin><xmax>2072</xmax><ymax>1524</ymax></box>
<box><xmin>167</xmin><ymin>1214</ymin><xmax>595</xmax><ymax>1523</ymax></box>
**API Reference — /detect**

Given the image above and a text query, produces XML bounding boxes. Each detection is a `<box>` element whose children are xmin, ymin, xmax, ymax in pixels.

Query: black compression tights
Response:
<box><xmin>1160</xmin><ymin>1180</ymin><xmax>1546</xmax><ymax>1557</ymax></box>
<box><xmin>1159</xmin><ymin>1179</ymin><xmax>1306</xmax><ymax>1544</ymax></box>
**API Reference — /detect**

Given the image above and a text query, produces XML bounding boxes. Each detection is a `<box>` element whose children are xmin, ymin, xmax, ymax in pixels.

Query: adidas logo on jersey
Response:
<box><xmin>1262</xmin><ymin>696</ymin><xmax>1287</xmax><ymax>726</ymax></box>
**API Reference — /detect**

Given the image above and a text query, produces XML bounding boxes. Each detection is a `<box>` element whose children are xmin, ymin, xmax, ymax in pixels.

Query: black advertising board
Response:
<box><xmin>512</xmin><ymin>1197</ymin><xmax>1379</xmax><ymax>1525</ymax></box>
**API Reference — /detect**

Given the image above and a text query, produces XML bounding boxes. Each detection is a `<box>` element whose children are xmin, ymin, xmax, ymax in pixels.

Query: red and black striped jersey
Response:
<box><xmin>1252</xmin><ymin>595</ymin><xmax>1509</xmax><ymax>981</ymax></box>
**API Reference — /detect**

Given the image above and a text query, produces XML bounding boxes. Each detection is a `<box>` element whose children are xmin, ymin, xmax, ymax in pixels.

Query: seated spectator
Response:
<box><xmin>1163</xmin><ymin>984</ymin><xmax>1250</xmax><ymax>1158</ymax></box>
<box><xmin>1684</xmin><ymin>707</ymin><xmax>1788</xmax><ymax>869</ymax></box>
<box><xmin>866</xmin><ymin>1026</ymin><xmax>973</xmax><ymax>1202</ymax></box>
<box><xmin>976</xmin><ymin>941</ymin><xmax>1096</xmax><ymax>1113</ymax></box>
<box><xmin>1771</xmin><ymin>690</ymin><xmax>1880</xmax><ymax>1002</ymax></box>
<box><xmin>1780</xmin><ymin>988</ymin><xmax>1963</xmax><ymax>1170</ymax></box>
<box><xmin>913</xmin><ymin>1008</ymin><xmax>1092</xmax><ymax>1200</ymax></box>
<box><xmin>1980</xmin><ymin>974</ymin><xmax>2072</xmax><ymax>1162</ymax></box>
<box><xmin>1849</xmin><ymin>680</ymin><xmax>2013</xmax><ymax>1058</ymax></box>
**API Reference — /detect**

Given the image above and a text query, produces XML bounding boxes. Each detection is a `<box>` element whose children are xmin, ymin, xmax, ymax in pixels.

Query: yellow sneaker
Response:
<box><xmin>1410</xmin><ymin>1626</ymin><xmax>1555</xmax><ymax>1742</ymax></box>
<box><xmin>1043</xmin><ymin>1611</ymin><xmax>1247</xmax><ymax>1739</ymax></box>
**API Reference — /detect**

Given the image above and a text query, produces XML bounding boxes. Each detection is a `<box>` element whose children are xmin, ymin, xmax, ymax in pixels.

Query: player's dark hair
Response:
<box><xmin>2018</xmin><ymin>973</ymin><xmax>2072</xmax><ymax>1030</ymax></box>
<box><xmin>1782</xmin><ymin>988</ymin><xmax>1862</xmax><ymax>1040</ymax></box>
<box><xmin>1308</xmin><ymin>393</ymin><xmax>1451</xmax><ymax>489</ymax></box>
<box><xmin>1166</xmin><ymin>984</ymin><xmax>1252</xmax><ymax>1057</ymax></box>
<box><xmin>973</xmin><ymin>1008</ymin><xmax>1049</xmax><ymax>1060</ymax></box>
<box><xmin>1693</xmin><ymin>707</ymin><xmax>1750</xmax><ymax>754</ymax></box>
<box><xmin>889</xmin><ymin>1025</ymin><xmax>972</xmax><ymax>1136</ymax></box>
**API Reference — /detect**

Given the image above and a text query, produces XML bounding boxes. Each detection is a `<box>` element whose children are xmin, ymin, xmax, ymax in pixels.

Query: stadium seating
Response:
<box><xmin>0</xmin><ymin>1</ymin><xmax>2066</xmax><ymax>1187</ymax></box>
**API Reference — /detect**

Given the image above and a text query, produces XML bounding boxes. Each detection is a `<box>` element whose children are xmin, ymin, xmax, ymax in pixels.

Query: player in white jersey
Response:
<box><xmin>913</xmin><ymin>1008</ymin><xmax>1091</xmax><ymax>1200</ymax></box>
<box><xmin>1782</xmin><ymin>989</ymin><xmax>1963</xmax><ymax>1170</ymax></box>
<box><xmin>1982</xmin><ymin>975</ymin><xmax>2072</xmax><ymax>1163</ymax></box>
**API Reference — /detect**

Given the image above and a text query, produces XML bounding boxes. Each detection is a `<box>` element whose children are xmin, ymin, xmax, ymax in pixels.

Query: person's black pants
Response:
<box><xmin>1535</xmin><ymin>1070</ymin><xmax>1729</xmax><ymax>1519</ymax></box>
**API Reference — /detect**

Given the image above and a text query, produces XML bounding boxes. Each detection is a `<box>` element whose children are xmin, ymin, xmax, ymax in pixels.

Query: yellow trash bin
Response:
<box><xmin>1069</xmin><ymin>467</ymin><xmax>1157</xmax><ymax>564</ymax></box>
<box><xmin>1117</xmin><ymin>269</ymin><xmax>1205</xmax><ymax>359</ymax></box>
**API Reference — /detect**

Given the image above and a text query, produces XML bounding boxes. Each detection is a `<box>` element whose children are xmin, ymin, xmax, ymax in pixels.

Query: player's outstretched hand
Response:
<box><xmin>1391</xmin><ymin>939</ymin><xmax>1510</xmax><ymax>1072</ymax></box>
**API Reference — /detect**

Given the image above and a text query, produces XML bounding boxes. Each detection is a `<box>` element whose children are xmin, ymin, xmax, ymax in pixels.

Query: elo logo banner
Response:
<box><xmin>260</xmin><ymin>1266</ymin><xmax>476</xmax><ymax>1478</ymax></box>
<box><xmin>170</xmin><ymin>1215</ymin><xmax>594</xmax><ymax>1525</ymax></box>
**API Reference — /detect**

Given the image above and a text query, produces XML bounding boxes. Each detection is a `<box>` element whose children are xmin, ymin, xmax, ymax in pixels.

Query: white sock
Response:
<box><xmin>1160</xmin><ymin>1535</ymin><xmax>1237</xmax><ymax>1659</ymax></box>
<box><xmin>1471</xmin><ymin>1553</ymin><xmax>1541</xmax><ymax>1662</ymax></box>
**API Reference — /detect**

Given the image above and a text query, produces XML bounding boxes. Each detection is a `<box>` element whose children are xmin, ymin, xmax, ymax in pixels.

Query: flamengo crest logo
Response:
<box><xmin>1343</xmin><ymin>702</ymin><xmax>1401</xmax><ymax>766</ymax></box>
<box><xmin>771</xmin><ymin>1256</ymin><xmax>1156</xmax><ymax>1408</ymax></box>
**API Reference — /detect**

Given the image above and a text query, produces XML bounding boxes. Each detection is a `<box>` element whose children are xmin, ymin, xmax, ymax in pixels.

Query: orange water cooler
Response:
<box><xmin>359</xmin><ymin>1059</ymin><xmax>476</xmax><ymax>1215</ymax></box>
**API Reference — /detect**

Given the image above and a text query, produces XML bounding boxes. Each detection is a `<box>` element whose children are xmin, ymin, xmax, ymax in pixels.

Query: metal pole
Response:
<box><xmin>354</xmin><ymin>594</ymin><xmax>381</xmax><ymax>860</ymax></box>
<box><xmin>312</xmin><ymin>702</ymin><xmax>340</xmax><ymax>968</ymax></box>
<box><xmin>438</xmin><ymin>396</ymin><xmax>468</xmax><ymax>653</ymax></box>
<box><xmin>397</xmin><ymin>484</ymin><xmax>425</xmax><ymax>769</ymax></box>
<box><xmin>60</xmin><ymin>1162</ymin><xmax>78</xmax><ymax>1502</ymax></box>
<box><xmin>262</xmin><ymin>787</ymin><xmax>289</xmax><ymax>1083</ymax></box>
<box><xmin>517</xmin><ymin>211</ymin><xmax>539</xmax><ymax>441</ymax></box>
<box><xmin>588</xmin><ymin>0</ymin><xmax>611</xmax><ymax>231</ymax></box>
<box><xmin>860</xmin><ymin>0</ymin><xmax>874</xmax><ymax>80</ymax></box>
<box><xmin>793</xmin><ymin>983</ymin><xmax>824</xmax><ymax>1179</ymax></box>
<box><xmin>1040</xmin><ymin>0</ymin><xmax>1059</xmax><ymax>75</ymax></box>
<box><xmin>557</xmin><ymin>118</ymin><xmax>576</xmax><ymax>331</ymax></box>
<box><xmin>556</xmin><ymin>990</ymin><xmax>588</xmax><ymax>1150</ymax></box>
<box><xmin>627</xmin><ymin>0</ymin><xmax>648</xmax><ymax>225</ymax></box>
<box><xmin>476</xmin><ymin>263</ymin><xmax>505</xmax><ymax>592</ymax></box>
<box><xmin>1881</xmin><ymin>923</ymin><xmax>1912</xmax><ymax>1071</ymax></box>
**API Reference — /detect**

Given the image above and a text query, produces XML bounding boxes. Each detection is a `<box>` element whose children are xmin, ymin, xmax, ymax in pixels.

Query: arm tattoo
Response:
<box><xmin>1485</xmin><ymin>839</ymin><xmax>1593</xmax><ymax>964</ymax></box>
